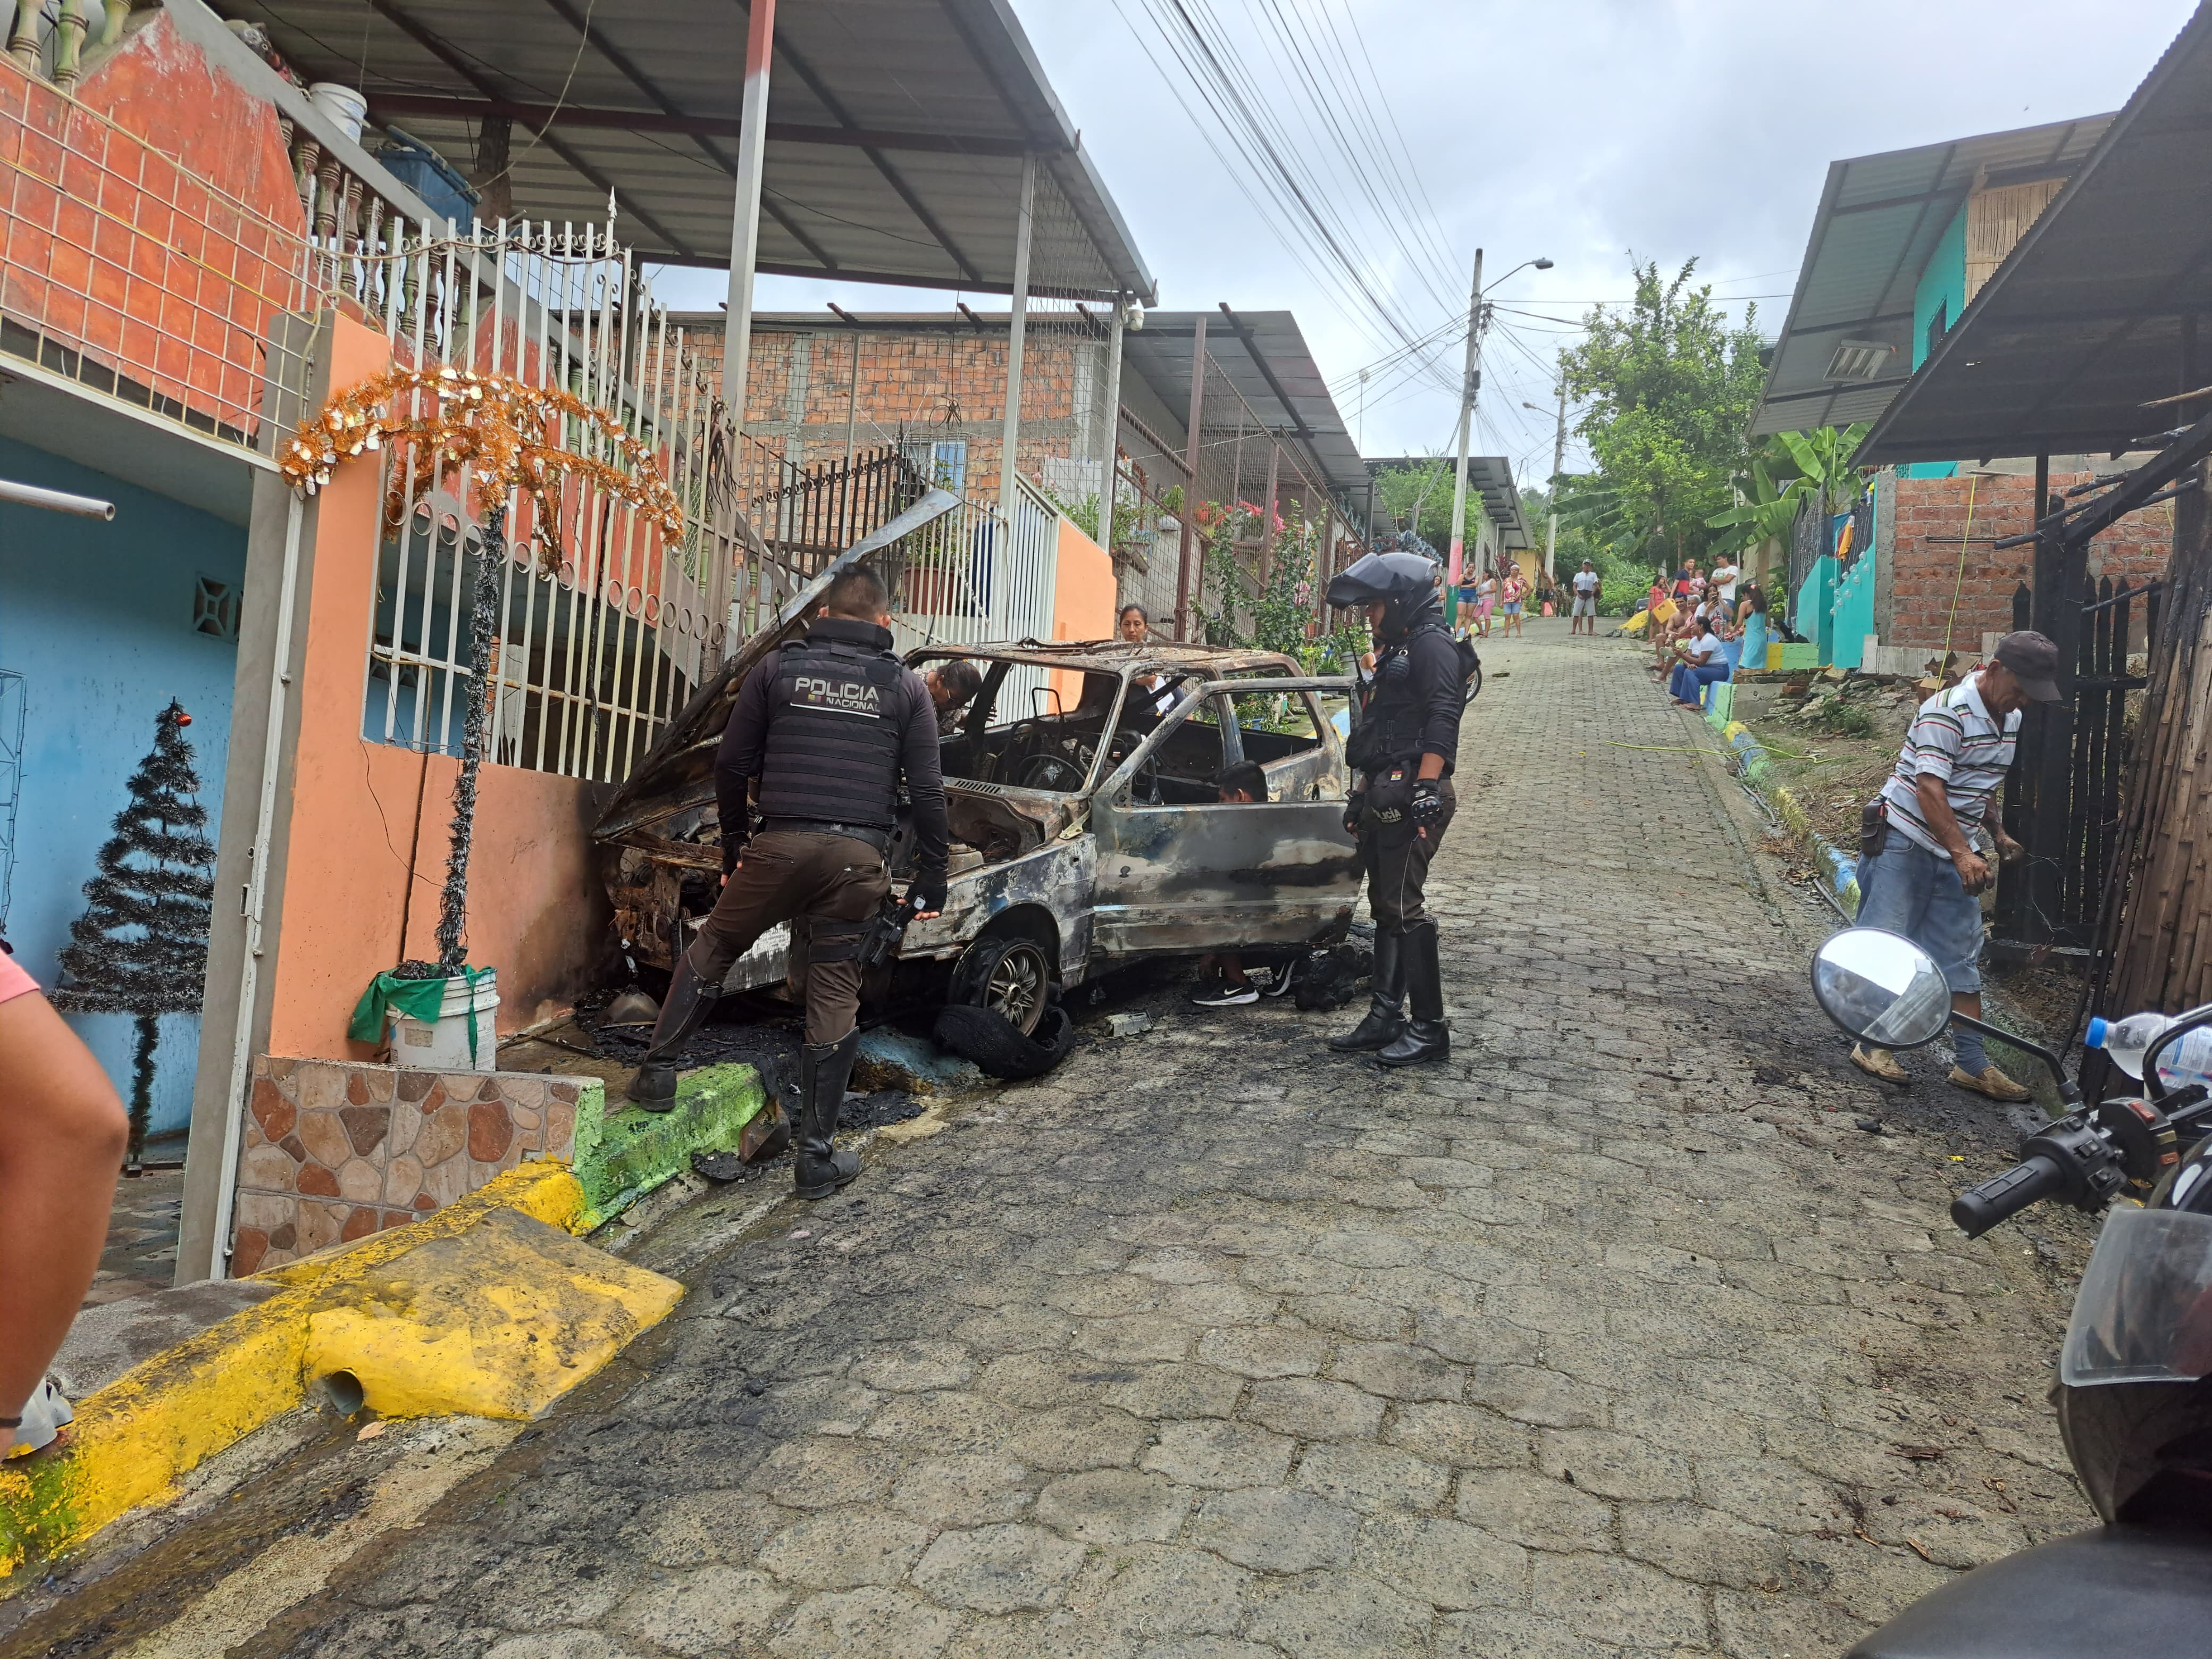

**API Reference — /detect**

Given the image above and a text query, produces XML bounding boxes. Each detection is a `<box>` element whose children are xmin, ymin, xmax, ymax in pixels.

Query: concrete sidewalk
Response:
<box><xmin>14</xmin><ymin>620</ymin><xmax>2093</xmax><ymax>1657</ymax></box>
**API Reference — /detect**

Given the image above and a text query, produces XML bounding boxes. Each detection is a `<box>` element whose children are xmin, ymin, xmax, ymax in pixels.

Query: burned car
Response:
<box><xmin>594</xmin><ymin>526</ymin><xmax>1361</xmax><ymax>1036</ymax></box>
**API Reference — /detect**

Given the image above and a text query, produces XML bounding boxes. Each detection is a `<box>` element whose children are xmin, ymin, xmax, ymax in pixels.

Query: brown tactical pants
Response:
<box><xmin>686</xmin><ymin>830</ymin><xmax>890</xmax><ymax>1045</ymax></box>
<box><xmin>1360</xmin><ymin>777</ymin><xmax>1457</xmax><ymax>929</ymax></box>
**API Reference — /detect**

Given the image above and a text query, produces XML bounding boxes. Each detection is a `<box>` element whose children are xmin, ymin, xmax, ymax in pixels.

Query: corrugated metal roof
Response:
<box><xmin>1749</xmin><ymin>115</ymin><xmax>2112</xmax><ymax>437</ymax></box>
<box><xmin>228</xmin><ymin>0</ymin><xmax>1154</xmax><ymax>301</ymax></box>
<box><xmin>1122</xmin><ymin>310</ymin><xmax>1373</xmax><ymax>498</ymax></box>
<box><xmin>1861</xmin><ymin>4</ymin><xmax>2212</xmax><ymax>463</ymax></box>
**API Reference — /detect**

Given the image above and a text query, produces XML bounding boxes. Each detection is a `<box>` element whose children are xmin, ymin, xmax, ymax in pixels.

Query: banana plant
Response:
<box><xmin>1705</xmin><ymin>422</ymin><xmax>1870</xmax><ymax>555</ymax></box>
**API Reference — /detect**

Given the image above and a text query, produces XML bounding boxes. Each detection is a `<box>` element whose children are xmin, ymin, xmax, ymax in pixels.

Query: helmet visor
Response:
<box><xmin>2062</xmin><ymin>1206</ymin><xmax>2212</xmax><ymax>1386</ymax></box>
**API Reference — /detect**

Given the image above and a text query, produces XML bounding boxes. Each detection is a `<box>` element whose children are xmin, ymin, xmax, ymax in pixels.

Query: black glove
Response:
<box><xmin>910</xmin><ymin>870</ymin><xmax>948</xmax><ymax>915</ymax></box>
<box><xmin>722</xmin><ymin>839</ymin><xmax>748</xmax><ymax>876</ymax></box>
<box><xmin>1343</xmin><ymin>796</ymin><xmax>1364</xmax><ymax>838</ymax></box>
<box><xmin>1410</xmin><ymin>779</ymin><xmax>1445</xmax><ymax>828</ymax></box>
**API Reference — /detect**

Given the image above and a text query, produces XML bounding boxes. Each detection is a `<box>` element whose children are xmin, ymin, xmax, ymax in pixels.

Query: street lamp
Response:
<box><xmin>1447</xmin><ymin>252</ymin><xmax>1552</xmax><ymax>590</ymax></box>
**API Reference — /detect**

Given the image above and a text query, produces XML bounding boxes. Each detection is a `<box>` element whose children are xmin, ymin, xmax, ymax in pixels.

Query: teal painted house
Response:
<box><xmin>1745</xmin><ymin>117</ymin><xmax>2110</xmax><ymax>664</ymax></box>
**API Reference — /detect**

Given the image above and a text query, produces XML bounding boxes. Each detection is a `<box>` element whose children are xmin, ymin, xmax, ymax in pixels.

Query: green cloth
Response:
<box><xmin>348</xmin><ymin>966</ymin><xmax>490</xmax><ymax>1062</ymax></box>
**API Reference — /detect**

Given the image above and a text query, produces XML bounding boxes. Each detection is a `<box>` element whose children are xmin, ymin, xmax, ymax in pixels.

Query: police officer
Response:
<box><xmin>1322</xmin><ymin>549</ymin><xmax>1465</xmax><ymax>1066</ymax></box>
<box><xmin>632</xmin><ymin>565</ymin><xmax>948</xmax><ymax>1199</ymax></box>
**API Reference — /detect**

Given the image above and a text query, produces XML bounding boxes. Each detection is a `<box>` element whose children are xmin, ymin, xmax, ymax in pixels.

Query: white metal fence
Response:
<box><xmin>885</xmin><ymin>473</ymin><xmax>1061</xmax><ymax>714</ymax></box>
<box><xmin>357</xmin><ymin>220</ymin><xmax>742</xmax><ymax>783</ymax></box>
<box><xmin>353</xmin><ymin>219</ymin><xmax>1077</xmax><ymax>782</ymax></box>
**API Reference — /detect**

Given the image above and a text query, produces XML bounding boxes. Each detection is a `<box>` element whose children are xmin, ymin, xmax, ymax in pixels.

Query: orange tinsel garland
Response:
<box><xmin>277</xmin><ymin>365</ymin><xmax>684</xmax><ymax>565</ymax></box>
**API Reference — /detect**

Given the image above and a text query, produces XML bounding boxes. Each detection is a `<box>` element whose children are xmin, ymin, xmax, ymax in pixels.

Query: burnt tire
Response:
<box><xmin>952</xmin><ymin>934</ymin><xmax>1052</xmax><ymax>1038</ymax></box>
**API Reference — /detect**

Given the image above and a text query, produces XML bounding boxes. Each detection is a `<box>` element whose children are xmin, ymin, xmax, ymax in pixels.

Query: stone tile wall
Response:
<box><xmin>230</xmin><ymin>1057</ymin><xmax>583</xmax><ymax>1275</ymax></box>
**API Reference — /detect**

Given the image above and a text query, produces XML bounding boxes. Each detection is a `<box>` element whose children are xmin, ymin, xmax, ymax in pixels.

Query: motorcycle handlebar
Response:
<box><xmin>1950</xmin><ymin>1155</ymin><xmax>2068</xmax><ymax>1239</ymax></box>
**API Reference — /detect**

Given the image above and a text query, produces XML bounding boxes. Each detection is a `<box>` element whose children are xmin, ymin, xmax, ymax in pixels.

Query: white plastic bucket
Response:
<box><xmin>308</xmin><ymin>82</ymin><xmax>368</xmax><ymax>145</ymax></box>
<box><xmin>386</xmin><ymin>968</ymin><xmax>499</xmax><ymax>1071</ymax></box>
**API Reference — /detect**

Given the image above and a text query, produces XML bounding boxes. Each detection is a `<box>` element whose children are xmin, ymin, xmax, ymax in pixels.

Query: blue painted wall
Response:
<box><xmin>1795</xmin><ymin>556</ymin><xmax>1839</xmax><ymax>665</ymax></box>
<box><xmin>1903</xmin><ymin>206</ymin><xmax>1969</xmax><ymax>481</ymax></box>
<box><xmin>0</xmin><ymin>436</ymin><xmax>245</xmax><ymax>1140</ymax></box>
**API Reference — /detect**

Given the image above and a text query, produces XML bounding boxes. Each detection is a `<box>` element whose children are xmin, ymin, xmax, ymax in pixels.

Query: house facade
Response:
<box><xmin>1754</xmin><ymin>116</ymin><xmax>2167</xmax><ymax>670</ymax></box>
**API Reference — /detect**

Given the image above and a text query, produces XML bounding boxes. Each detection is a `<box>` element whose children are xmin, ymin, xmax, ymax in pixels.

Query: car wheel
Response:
<box><xmin>957</xmin><ymin>935</ymin><xmax>1051</xmax><ymax>1037</ymax></box>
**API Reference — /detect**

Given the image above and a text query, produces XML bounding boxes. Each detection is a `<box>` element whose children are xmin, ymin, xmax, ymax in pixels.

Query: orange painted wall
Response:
<box><xmin>0</xmin><ymin>19</ymin><xmax>312</xmax><ymax>434</ymax></box>
<box><xmin>265</xmin><ymin>316</ymin><xmax>613</xmax><ymax>1060</ymax></box>
<box><xmin>1050</xmin><ymin>516</ymin><xmax>1118</xmax><ymax>708</ymax></box>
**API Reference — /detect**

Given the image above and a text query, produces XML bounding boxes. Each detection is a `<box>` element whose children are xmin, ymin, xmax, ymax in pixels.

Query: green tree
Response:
<box><xmin>1559</xmin><ymin>259</ymin><xmax>1767</xmax><ymax>573</ymax></box>
<box><xmin>1371</xmin><ymin>459</ymin><xmax>1490</xmax><ymax>555</ymax></box>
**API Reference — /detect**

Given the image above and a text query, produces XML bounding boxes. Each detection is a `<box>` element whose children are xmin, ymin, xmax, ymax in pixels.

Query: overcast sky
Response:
<box><xmin>653</xmin><ymin>0</ymin><xmax>2196</xmax><ymax>487</ymax></box>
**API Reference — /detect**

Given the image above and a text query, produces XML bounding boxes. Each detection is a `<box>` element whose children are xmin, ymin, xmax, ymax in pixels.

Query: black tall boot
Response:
<box><xmin>631</xmin><ymin>947</ymin><xmax>713</xmax><ymax>1112</ymax></box>
<box><xmin>1377</xmin><ymin>920</ymin><xmax>1448</xmax><ymax>1067</ymax></box>
<box><xmin>1327</xmin><ymin>926</ymin><xmax>1406</xmax><ymax>1052</ymax></box>
<box><xmin>793</xmin><ymin>1028</ymin><xmax>863</xmax><ymax>1200</ymax></box>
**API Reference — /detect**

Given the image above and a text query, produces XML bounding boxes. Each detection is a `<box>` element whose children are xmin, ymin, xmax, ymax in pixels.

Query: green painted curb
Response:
<box><xmin>571</xmin><ymin>1066</ymin><xmax>766</xmax><ymax>1228</ymax></box>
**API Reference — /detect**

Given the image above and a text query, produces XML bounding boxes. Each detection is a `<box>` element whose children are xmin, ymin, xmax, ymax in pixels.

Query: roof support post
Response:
<box><xmin>2021</xmin><ymin>452</ymin><xmax>2079</xmax><ymax>949</ymax></box>
<box><xmin>1097</xmin><ymin>296</ymin><xmax>1126</xmax><ymax>557</ymax></box>
<box><xmin>1313</xmin><ymin>497</ymin><xmax>1335</xmax><ymax>639</ymax></box>
<box><xmin>721</xmin><ymin>0</ymin><xmax>775</xmax><ymax>464</ymax></box>
<box><xmin>1259</xmin><ymin>438</ymin><xmax>1281</xmax><ymax>585</ymax></box>
<box><xmin>1176</xmin><ymin>312</ymin><xmax>1208</xmax><ymax>640</ymax></box>
<box><xmin>994</xmin><ymin>153</ymin><xmax>1036</xmax><ymax>637</ymax></box>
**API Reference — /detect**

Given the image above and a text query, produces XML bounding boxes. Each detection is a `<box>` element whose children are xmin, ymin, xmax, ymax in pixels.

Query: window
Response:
<box><xmin>902</xmin><ymin>439</ymin><xmax>968</xmax><ymax>494</ymax></box>
<box><xmin>192</xmin><ymin>575</ymin><xmax>239</xmax><ymax>641</ymax></box>
<box><xmin>1924</xmin><ymin>300</ymin><xmax>1949</xmax><ymax>363</ymax></box>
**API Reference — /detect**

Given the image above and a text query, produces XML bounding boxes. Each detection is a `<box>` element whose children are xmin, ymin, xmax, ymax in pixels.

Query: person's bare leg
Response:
<box><xmin>0</xmin><ymin>992</ymin><xmax>127</xmax><ymax>1448</ymax></box>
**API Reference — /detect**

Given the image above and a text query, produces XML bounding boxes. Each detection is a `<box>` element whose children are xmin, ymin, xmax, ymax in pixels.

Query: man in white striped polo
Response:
<box><xmin>1850</xmin><ymin>631</ymin><xmax>2065</xmax><ymax>1100</ymax></box>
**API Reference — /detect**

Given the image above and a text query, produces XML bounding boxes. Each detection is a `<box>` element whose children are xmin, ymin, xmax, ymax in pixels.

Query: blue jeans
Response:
<box><xmin>1670</xmin><ymin>663</ymin><xmax>1730</xmax><ymax>706</ymax></box>
<box><xmin>1856</xmin><ymin>836</ymin><xmax>1984</xmax><ymax>994</ymax></box>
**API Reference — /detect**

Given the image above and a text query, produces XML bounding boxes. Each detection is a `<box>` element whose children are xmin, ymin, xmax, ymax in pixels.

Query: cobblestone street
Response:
<box><xmin>121</xmin><ymin>623</ymin><xmax>2096</xmax><ymax>1658</ymax></box>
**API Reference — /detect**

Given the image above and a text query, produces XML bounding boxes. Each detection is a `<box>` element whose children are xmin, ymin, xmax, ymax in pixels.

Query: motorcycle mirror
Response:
<box><xmin>1811</xmin><ymin>927</ymin><xmax>1952</xmax><ymax>1050</ymax></box>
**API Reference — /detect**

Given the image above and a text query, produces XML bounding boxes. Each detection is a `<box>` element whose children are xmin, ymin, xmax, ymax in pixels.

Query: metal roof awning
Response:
<box><xmin>1749</xmin><ymin>115</ymin><xmax>2112</xmax><ymax>438</ymax></box>
<box><xmin>227</xmin><ymin>0</ymin><xmax>1154</xmax><ymax>302</ymax></box>
<box><xmin>1362</xmin><ymin>454</ymin><xmax>1531</xmax><ymax>551</ymax></box>
<box><xmin>1121</xmin><ymin>309</ymin><xmax>1372</xmax><ymax>498</ymax></box>
<box><xmin>1861</xmin><ymin>5</ymin><xmax>2212</xmax><ymax>464</ymax></box>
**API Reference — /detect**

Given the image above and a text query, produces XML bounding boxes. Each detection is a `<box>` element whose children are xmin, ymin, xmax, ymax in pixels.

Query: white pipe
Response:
<box><xmin>1097</xmin><ymin>298</ymin><xmax>1125</xmax><ymax>557</ymax></box>
<box><xmin>208</xmin><ymin>490</ymin><xmax>306</xmax><ymax>1277</ymax></box>
<box><xmin>0</xmin><ymin>476</ymin><xmax>114</xmax><ymax>520</ymax></box>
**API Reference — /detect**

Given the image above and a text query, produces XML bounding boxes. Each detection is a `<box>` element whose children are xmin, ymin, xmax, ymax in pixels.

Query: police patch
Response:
<box><xmin>793</xmin><ymin>674</ymin><xmax>884</xmax><ymax>717</ymax></box>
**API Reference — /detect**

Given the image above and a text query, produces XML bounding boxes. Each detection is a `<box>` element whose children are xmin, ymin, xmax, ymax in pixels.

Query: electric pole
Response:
<box><xmin>1547</xmin><ymin>374</ymin><xmax>1566</xmax><ymax>581</ymax></box>
<box><xmin>1446</xmin><ymin>248</ymin><xmax>1485</xmax><ymax>591</ymax></box>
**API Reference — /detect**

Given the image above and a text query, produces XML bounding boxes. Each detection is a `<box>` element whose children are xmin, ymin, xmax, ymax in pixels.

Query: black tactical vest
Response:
<box><xmin>755</xmin><ymin>624</ymin><xmax>907</xmax><ymax>828</ymax></box>
<box><xmin>1349</xmin><ymin>621</ymin><xmax>1445</xmax><ymax>773</ymax></box>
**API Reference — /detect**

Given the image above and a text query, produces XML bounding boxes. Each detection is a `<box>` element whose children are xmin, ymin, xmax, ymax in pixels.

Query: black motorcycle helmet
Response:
<box><xmin>2054</xmin><ymin>1132</ymin><xmax>2212</xmax><ymax>1524</ymax></box>
<box><xmin>1326</xmin><ymin>549</ymin><xmax>1443</xmax><ymax>639</ymax></box>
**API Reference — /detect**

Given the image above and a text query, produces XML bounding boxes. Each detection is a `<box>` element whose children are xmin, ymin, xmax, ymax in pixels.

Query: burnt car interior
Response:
<box><xmin>921</xmin><ymin>655</ymin><xmax>1328</xmax><ymax>807</ymax></box>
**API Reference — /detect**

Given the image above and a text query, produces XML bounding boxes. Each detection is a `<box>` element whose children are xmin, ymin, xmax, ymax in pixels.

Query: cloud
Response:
<box><xmin>658</xmin><ymin>0</ymin><xmax>2195</xmax><ymax>482</ymax></box>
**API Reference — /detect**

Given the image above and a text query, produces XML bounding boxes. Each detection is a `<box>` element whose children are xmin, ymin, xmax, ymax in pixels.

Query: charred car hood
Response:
<box><xmin>593</xmin><ymin>488</ymin><xmax>960</xmax><ymax>845</ymax></box>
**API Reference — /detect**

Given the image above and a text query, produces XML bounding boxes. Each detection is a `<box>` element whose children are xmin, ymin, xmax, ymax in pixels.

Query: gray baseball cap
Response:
<box><xmin>1993</xmin><ymin>631</ymin><xmax>2067</xmax><ymax>703</ymax></box>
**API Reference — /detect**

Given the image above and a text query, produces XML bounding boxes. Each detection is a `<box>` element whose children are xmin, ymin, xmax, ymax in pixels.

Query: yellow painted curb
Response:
<box><xmin>0</xmin><ymin>1162</ymin><xmax>678</xmax><ymax>1578</ymax></box>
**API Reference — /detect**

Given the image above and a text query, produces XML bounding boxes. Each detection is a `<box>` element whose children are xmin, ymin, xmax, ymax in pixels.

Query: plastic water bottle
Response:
<box><xmin>2085</xmin><ymin>1012</ymin><xmax>2212</xmax><ymax>1092</ymax></box>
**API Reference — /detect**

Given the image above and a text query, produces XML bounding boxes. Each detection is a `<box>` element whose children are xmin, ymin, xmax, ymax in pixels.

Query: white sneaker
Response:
<box><xmin>5</xmin><ymin>1377</ymin><xmax>73</xmax><ymax>1457</ymax></box>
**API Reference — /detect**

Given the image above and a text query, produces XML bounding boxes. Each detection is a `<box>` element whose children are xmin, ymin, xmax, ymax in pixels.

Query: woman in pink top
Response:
<box><xmin>0</xmin><ymin>946</ymin><xmax>128</xmax><ymax>1454</ymax></box>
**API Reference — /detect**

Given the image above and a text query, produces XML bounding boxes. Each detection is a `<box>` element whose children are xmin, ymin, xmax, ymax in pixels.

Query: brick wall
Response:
<box><xmin>1886</xmin><ymin>471</ymin><xmax>2174</xmax><ymax>652</ymax></box>
<box><xmin>677</xmin><ymin>317</ymin><xmax>1107</xmax><ymax>510</ymax></box>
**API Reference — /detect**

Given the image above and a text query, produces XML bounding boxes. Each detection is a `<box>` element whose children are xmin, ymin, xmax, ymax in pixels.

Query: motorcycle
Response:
<box><xmin>1807</xmin><ymin>926</ymin><xmax>2212</xmax><ymax>1657</ymax></box>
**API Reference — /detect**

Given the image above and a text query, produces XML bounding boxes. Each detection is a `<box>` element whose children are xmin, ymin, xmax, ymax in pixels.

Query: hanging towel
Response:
<box><xmin>347</xmin><ymin>966</ymin><xmax>490</xmax><ymax>1062</ymax></box>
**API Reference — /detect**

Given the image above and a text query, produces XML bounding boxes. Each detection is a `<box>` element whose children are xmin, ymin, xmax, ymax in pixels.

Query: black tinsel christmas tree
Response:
<box><xmin>51</xmin><ymin>701</ymin><xmax>216</xmax><ymax>1171</ymax></box>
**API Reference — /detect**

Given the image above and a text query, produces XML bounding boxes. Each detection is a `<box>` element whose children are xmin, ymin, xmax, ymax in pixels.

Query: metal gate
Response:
<box><xmin>1996</xmin><ymin>572</ymin><xmax>2159</xmax><ymax>952</ymax></box>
